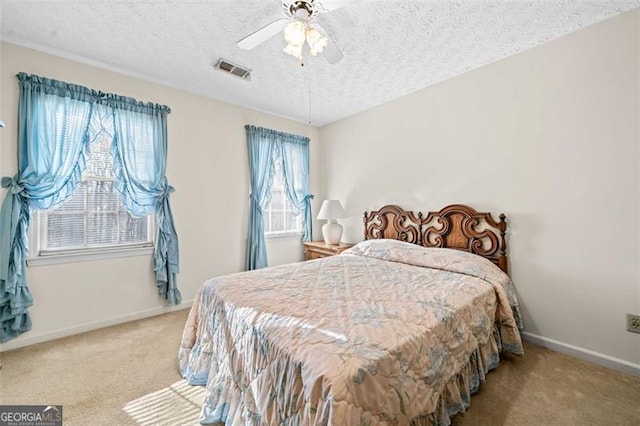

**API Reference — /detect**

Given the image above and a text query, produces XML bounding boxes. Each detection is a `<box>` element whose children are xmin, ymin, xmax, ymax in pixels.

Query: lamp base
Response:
<box><xmin>322</xmin><ymin>221</ymin><xmax>343</xmax><ymax>245</ymax></box>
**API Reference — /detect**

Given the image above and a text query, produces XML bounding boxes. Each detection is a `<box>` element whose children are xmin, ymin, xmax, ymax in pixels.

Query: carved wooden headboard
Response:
<box><xmin>363</xmin><ymin>204</ymin><xmax>508</xmax><ymax>274</ymax></box>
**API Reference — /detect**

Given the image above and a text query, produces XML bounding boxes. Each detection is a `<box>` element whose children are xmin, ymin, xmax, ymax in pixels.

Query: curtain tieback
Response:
<box><xmin>161</xmin><ymin>184</ymin><xmax>175</xmax><ymax>198</ymax></box>
<box><xmin>1</xmin><ymin>176</ymin><xmax>24</xmax><ymax>194</ymax></box>
<box><xmin>303</xmin><ymin>194</ymin><xmax>314</xmax><ymax>202</ymax></box>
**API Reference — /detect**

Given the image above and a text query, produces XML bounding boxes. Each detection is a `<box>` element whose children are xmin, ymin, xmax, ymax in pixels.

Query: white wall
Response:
<box><xmin>0</xmin><ymin>42</ymin><xmax>320</xmax><ymax>351</ymax></box>
<box><xmin>320</xmin><ymin>10</ymin><xmax>640</xmax><ymax>371</ymax></box>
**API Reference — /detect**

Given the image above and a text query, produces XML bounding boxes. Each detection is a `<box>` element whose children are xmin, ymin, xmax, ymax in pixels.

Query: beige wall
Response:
<box><xmin>320</xmin><ymin>10</ymin><xmax>640</xmax><ymax>370</ymax></box>
<box><xmin>0</xmin><ymin>42</ymin><xmax>320</xmax><ymax>350</ymax></box>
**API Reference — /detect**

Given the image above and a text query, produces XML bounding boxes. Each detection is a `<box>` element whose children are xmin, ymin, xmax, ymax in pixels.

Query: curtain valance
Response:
<box><xmin>245</xmin><ymin>125</ymin><xmax>310</xmax><ymax>145</ymax></box>
<box><xmin>17</xmin><ymin>73</ymin><xmax>171</xmax><ymax>115</ymax></box>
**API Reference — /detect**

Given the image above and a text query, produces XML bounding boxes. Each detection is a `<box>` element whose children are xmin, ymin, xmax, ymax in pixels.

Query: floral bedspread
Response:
<box><xmin>179</xmin><ymin>239</ymin><xmax>523</xmax><ymax>425</ymax></box>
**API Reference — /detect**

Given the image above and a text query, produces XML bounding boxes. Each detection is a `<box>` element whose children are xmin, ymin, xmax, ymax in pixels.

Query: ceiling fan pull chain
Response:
<box><xmin>307</xmin><ymin>61</ymin><xmax>312</xmax><ymax>125</ymax></box>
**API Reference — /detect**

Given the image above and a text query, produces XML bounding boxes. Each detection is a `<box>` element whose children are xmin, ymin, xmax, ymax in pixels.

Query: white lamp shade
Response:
<box><xmin>317</xmin><ymin>200</ymin><xmax>345</xmax><ymax>220</ymax></box>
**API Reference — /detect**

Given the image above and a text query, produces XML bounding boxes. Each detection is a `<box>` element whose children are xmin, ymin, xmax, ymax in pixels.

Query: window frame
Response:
<box><xmin>264</xmin><ymin>163</ymin><xmax>303</xmax><ymax>238</ymax></box>
<box><xmin>27</xmin><ymin>135</ymin><xmax>156</xmax><ymax>267</ymax></box>
<box><xmin>28</xmin><ymin>208</ymin><xmax>156</xmax><ymax>266</ymax></box>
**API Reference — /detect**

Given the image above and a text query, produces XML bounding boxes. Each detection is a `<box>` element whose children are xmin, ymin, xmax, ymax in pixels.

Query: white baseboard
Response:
<box><xmin>0</xmin><ymin>300</ymin><xmax>194</xmax><ymax>352</ymax></box>
<box><xmin>521</xmin><ymin>331</ymin><xmax>640</xmax><ymax>378</ymax></box>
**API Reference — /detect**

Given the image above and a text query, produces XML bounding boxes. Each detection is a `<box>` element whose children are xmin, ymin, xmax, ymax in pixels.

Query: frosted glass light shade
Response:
<box><xmin>317</xmin><ymin>200</ymin><xmax>345</xmax><ymax>220</ymax></box>
<box><xmin>283</xmin><ymin>43</ymin><xmax>303</xmax><ymax>59</ymax></box>
<box><xmin>284</xmin><ymin>20</ymin><xmax>306</xmax><ymax>46</ymax></box>
<box><xmin>306</xmin><ymin>27</ymin><xmax>328</xmax><ymax>56</ymax></box>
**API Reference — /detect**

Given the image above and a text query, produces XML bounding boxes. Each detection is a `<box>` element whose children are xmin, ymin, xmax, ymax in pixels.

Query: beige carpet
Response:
<box><xmin>1</xmin><ymin>309</ymin><xmax>639</xmax><ymax>425</ymax></box>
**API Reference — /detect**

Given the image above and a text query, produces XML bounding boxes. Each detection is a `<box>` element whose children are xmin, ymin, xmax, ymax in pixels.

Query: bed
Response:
<box><xmin>180</xmin><ymin>204</ymin><xmax>524</xmax><ymax>425</ymax></box>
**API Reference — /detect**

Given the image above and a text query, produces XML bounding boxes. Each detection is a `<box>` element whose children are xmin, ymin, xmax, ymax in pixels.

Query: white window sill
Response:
<box><xmin>265</xmin><ymin>232</ymin><xmax>303</xmax><ymax>240</ymax></box>
<box><xmin>27</xmin><ymin>246</ymin><xmax>154</xmax><ymax>267</ymax></box>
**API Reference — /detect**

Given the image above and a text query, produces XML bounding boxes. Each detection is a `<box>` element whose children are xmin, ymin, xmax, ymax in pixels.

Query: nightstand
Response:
<box><xmin>303</xmin><ymin>241</ymin><xmax>354</xmax><ymax>260</ymax></box>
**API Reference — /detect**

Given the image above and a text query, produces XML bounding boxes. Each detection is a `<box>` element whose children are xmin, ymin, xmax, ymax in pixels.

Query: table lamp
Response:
<box><xmin>317</xmin><ymin>200</ymin><xmax>345</xmax><ymax>245</ymax></box>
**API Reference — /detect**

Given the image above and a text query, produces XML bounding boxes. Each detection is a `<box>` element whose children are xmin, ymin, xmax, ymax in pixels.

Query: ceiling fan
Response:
<box><xmin>237</xmin><ymin>0</ymin><xmax>353</xmax><ymax>64</ymax></box>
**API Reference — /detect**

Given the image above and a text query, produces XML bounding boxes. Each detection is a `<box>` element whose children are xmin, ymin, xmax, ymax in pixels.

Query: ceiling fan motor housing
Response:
<box><xmin>285</xmin><ymin>0</ymin><xmax>318</xmax><ymax>20</ymax></box>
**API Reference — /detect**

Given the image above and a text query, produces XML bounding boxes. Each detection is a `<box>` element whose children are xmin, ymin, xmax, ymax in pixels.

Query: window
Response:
<box><xmin>264</xmin><ymin>162</ymin><xmax>302</xmax><ymax>236</ymax></box>
<box><xmin>34</xmin><ymin>131</ymin><xmax>153</xmax><ymax>258</ymax></box>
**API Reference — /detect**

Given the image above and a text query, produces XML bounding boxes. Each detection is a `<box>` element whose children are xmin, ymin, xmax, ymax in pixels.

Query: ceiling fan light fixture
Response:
<box><xmin>306</xmin><ymin>27</ymin><xmax>328</xmax><ymax>56</ymax></box>
<box><xmin>283</xmin><ymin>42</ymin><xmax>303</xmax><ymax>59</ymax></box>
<box><xmin>282</xmin><ymin>19</ymin><xmax>329</xmax><ymax>59</ymax></box>
<box><xmin>283</xmin><ymin>19</ymin><xmax>307</xmax><ymax>46</ymax></box>
<box><xmin>237</xmin><ymin>0</ymin><xmax>346</xmax><ymax>64</ymax></box>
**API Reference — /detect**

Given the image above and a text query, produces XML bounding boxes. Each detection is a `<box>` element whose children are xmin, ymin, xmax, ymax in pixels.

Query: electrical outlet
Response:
<box><xmin>627</xmin><ymin>314</ymin><xmax>640</xmax><ymax>334</ymax></box>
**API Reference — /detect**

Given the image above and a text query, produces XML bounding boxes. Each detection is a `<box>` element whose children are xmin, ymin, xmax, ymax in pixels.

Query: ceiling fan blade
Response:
<box><xmin>315</xmin><ymin>0</ymin><xmax>360</xmax><ymax>13</ymax></box>
<box><xmin>315</xmin><ymin>24</ymin><xmax>343</xmax><ymax>64</ymax></box>
<box><xmin>237</xmin><ymin>18</ymin><xmax>288</xmax><ymax>50</ymax></box>
<box><xmin>323</xmin><ymin>39</ymin><xmax>344</xmax><ymax>64</ymax></box>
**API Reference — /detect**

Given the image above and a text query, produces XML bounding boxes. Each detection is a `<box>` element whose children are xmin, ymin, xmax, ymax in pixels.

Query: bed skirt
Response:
<box><xmin>417</xmin><ymin>326</ymin><xmax>504</xmax><ymax>426</ymax></box>
<box><xmin>182</xmin><ymin>322</ymin><xmax>509</xmax><ymax>426</ymax></box>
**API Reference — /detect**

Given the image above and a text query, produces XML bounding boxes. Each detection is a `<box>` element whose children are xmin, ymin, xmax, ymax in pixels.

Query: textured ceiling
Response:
<box><xmin>1</xmin><ymin>1</ymin><xmax>639</xmax><ymax>126</ymax></box>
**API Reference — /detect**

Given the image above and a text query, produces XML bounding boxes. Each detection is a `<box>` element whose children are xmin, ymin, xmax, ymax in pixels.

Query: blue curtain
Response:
<box><xmin>0</xmin><ymin>73</ymin><xmax>179</xmax><ymax>342</ymax></box>
<box><xmin>245</xmin><ymin>126</ymin><xmax>278</xmax><ymax>270</ymax></box>
<box><xmin>245</xmin><ymin>125</ymin><xmax>312</xmax><ymax>270</ymax></box>
<box><xmin>280</xmin><ymin>136</ymin><xmax>313</xmax><ymax>242</ymax></box>
<box><xmin>111</xmin><ymin>106</ymin><xmax>181</xmax><ymax>304</ymax></box>
<box><xmin>0</xmin><ymin>74</ymin><xmax>94</xmax><ymax>342</ymax></box>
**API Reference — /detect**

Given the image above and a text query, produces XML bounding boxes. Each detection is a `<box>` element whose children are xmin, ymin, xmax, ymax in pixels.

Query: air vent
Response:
<box><xmin>214</xmin><ymin>58</ymin><xmax>251</xmax><ymax>80</ymax></box>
